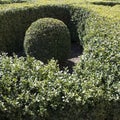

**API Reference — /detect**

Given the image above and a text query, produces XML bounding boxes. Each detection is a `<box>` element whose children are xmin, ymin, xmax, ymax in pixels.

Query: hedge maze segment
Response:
<box><xmin>0</xmin><ymin>0</ymin><xmax>120</xmax><ymax>119</ymax></box>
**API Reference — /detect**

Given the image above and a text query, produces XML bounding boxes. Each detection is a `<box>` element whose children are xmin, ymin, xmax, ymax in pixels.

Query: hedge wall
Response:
<box><xmin>0</xmin><ymin>5</ymin><xmax>70</xmax><ymax>54</ymax></box>
<box><xmin>0</xmin><ymin>4</ymin><xmax>89</xmax><ymax>54</ymax></box>
<box><xmin>0</xmin><ymin>1</ymin><xmax>120</xmax><ymax>120</ymax></box>
<box><xmin>0</xmin><ymin>53</ymin><xmax>119</xmax><ymax>120</ymax></box>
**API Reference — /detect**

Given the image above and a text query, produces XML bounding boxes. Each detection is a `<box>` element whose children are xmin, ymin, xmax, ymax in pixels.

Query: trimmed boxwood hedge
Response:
<box><xmin>24</xmin><ymin>18</ymin><xmax>71</xmax><ymax>62</ymax></box>
<box><xmin>0</xmin><ymin>54</ymin><xmax>120</xmax><ymax>120</ymax></box>
<box><xmin>0</xmin><ymin>0</ymin><xmax>120</xmax><ymax>120</ymax></box>
<box><xmin>0</xmin><ymin>4</ymin><xmax>89</xmax><ymax>54</ymax></box>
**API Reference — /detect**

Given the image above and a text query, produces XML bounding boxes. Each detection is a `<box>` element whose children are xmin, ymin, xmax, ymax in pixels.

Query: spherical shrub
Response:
<box><xmin>24</xmin><ymin>18</ymin><xmax>71</xmax><ymax>62</ymax></box>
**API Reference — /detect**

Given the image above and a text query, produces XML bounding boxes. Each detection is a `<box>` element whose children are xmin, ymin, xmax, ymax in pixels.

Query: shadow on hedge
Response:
<box><xmin>91</xmin><ymin>1</ymin><xmax>120</xmax><ymax>7</ymax></box>
<box><xmin>59</xmin><ymin>42</ymin><xmax>83</xmax><ymax>73</ymax></box>
<box><xmin>0</xmin><ymin>0</ymin><xmax>26</xmax><ymax>4</ymax></box>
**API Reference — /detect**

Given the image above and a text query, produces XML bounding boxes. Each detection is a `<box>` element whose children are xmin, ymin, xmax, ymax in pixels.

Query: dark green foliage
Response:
<box><xmin>0</xmin><ymin>2</ymin><xmax>120</xmax><ymax>120</ymax></box>
<box><xmin>0</xmin><ymin>0</ymin><xmax>26</xmax><ymax>4</ymax></box>
<box><xmin>0</xmin><ymin>5</ymin><xmax>89</xmax><ymax>54</ymax></box>
<box><xmin>70</xmin><ymin>7</ymin><xmax>89</xmax><ymax>45</ymax></box>
<box><xmin>92</xmin><ymin>1</ymin><xmax>120</xmax><ymax>6</ymax></box>
<box><xmin>73</xmin><ymin>13</ymin><xmax>120</xmax><ymax>120</ymax></box>
<box><xmin>0</xmin><ymin>5</ymin><xmax>70</xmax><ymax>54</ymax></box>
<box><xmin>24</xmin><ymin>18</ymin><xmax>71</xmax><ymax>62</ymax></box>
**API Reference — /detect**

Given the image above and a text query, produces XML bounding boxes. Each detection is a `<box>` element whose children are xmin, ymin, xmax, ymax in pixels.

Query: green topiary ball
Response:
<box><xmin>24</xmin><ymin>18</ymin><xmax>71</xmax><ymax>62</ymax></box>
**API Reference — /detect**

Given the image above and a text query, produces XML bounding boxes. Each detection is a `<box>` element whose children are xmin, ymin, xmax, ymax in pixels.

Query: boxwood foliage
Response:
<box><xmin>0</xmin><ymin>4</ymin><xmax>89</xmax><ymax>54</ymax></box>
<box><xmin>24</xmin><ymin>18</ymin><xmax>71</xmax><ymax>62</ymax></box>
<box><xmin>0</xmin><ymin>53</ymin><xmax>120</xmax><ymax>120</ymax></box>
<box><xmin>0</xmin><ymin>1</ymin><xmax>120</xmax><ymax>120</ymax></box>
<box><xmin>74</xmin><ymin>12</ymin><xmax>120</xmax><ymax>119</ymax></box>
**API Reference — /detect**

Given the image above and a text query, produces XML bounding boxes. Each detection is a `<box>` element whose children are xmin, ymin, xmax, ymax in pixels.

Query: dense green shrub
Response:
<box><xmin>0</xmin><ymin>0</ymin><xmax>26</xmax><ymax>4</ymax></box>
<box><xmin>0</xmin><ymin>39</ymin><xmax>119</xmax><ymax>118</ymax></box>
<box><xmin>91</xmin><ymin>1</ymin><xmax>120</xmax><ymax>6</ymax></box>
<box><xmin>73</xmin><ymin>13</ymin><xmax>120</xmax><ymax>119</ymax></box>
<box><xmin>0</xmin><ymin>5</ymin><xmax>70</xmax><ymax>54</ymax></box>
<box><xmin>0</xmin><ymin>53</ymin><xmax>120</xmax><ymax>120</ymax></box>
<box><xmin>0</xmin><ymin>1</ymin><xmax>120</xmax><ymax>119</ymax></box>
<box><xmin>0</xmin><ymin>4</ymin><xmax>89</xmax><ymax>54</ymax></box>
<box><xmin>24</xmin><ymin>18</ymin><xmax>71</xmax><ymax>62</ymax></box>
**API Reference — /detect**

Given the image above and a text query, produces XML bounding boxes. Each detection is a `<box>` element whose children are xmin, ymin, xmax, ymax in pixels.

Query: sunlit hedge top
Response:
<box><xmin>0</xmin><ymin>0</ymin><xmax>120</xmax><ymax>20</ymax></box>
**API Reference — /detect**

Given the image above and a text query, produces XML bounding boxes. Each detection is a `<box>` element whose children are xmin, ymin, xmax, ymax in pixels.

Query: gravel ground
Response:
<box><xmin>17</xmin><ymin>42</ymin><xmax>83</xmax><ymax>73</ymax></box>
<box><xmin>59</xmin><ymin>42</ymin><xmax>83</xmax><ymax>73</ymax></box>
